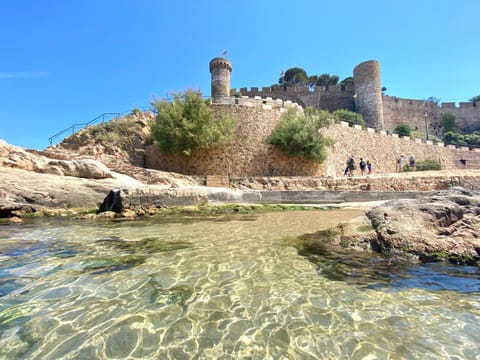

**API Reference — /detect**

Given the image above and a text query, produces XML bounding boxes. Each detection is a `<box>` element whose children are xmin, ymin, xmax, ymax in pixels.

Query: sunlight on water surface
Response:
<box><xmin>0</xmin><ymin>210</ymin><xmax>479</xmax><ymax>359</ymax></box>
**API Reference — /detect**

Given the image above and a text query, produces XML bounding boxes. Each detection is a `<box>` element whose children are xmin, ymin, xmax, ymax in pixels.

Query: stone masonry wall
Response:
<box><xmin>145</xmin><ymin>97</ymin><xmax>480</xmax><ymax>177</ymax></box>
<box><xmin>232</xmin><ymin>85</ymin><xmax>355</xmax><ymax>113</ymax></box>
<box><xmin>321</xmin><ymin>122</ymin><xmax>480</xmax><ymax>177</ymax></box>
<box><xmin>145</xmin><ymin>97</ymin><xmax>322</xmax><ymax>176</ymax></box>
<box><xmin>382</xmin><ymin>96</ymin><xmax>480</xmax><ymax>137</ymax></box>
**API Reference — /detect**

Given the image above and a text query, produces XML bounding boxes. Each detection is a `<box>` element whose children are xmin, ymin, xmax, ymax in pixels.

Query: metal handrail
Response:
<box><xmin>47</xmin><ymin>105</ymin><xmax>157</xmax><ymax>146</ymax></box>
<box><xmin>48</xmin><ymin>112</ymin><xmax>121</xmax><ymax>145</ymax></box>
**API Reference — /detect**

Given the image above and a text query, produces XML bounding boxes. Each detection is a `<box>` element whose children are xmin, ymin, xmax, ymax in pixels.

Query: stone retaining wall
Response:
<box><xmin>321</xmin><ymin>122</ymin><xmax>480</xmax><ymax>177</ymax></box>
<box><xmin>145</xmin><ymin>98</ymin><xmax>480</xmax><ymax>177</ymax></box>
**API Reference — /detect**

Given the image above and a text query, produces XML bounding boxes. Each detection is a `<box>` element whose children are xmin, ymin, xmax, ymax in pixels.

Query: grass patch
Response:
<box><xmin>356</xmin><ymin>224</ymin><xmax>374</xmax><ymax>233</ymax></box>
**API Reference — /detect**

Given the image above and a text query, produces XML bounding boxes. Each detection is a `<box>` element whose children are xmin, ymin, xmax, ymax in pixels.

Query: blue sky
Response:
<box><xmin>1</xmin><ymin>0</ymin><xmax>479</xmax><ymax>150</ymax></box>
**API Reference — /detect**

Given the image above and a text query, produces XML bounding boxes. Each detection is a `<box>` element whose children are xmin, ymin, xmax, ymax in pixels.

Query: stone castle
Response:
<box><xmin>213</xmin><ymin>57</ymin><xmax>480</xmax><ymax>138</ymax></box>
<box><xmin>145</xmin><ymin>57</ymin><xmax>480</xmax><ymax>178</ymax></box>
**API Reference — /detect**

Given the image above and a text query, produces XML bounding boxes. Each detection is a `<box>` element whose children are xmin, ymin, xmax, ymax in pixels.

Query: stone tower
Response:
<box><xmin>353</xmin><ymin>60</ymin><xmax>384</xmax><ymax>130</ymax></box>
<box><xmin>209</xmin><ymin>57</ymin><xmax>232</xmax><ymax>101</ymax></box>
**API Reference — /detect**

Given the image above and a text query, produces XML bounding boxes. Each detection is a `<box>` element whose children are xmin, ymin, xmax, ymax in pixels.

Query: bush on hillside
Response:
<box><xmin>268</xmin><ymin>107</ymin><xmax>333</xmax><ymax>163</ymax></box>
<box><xmin>150</xmin><ymin>89</ymin><xmax>236</xmax><ymax>156</ymax></box>
<box><xmin>89</xmin><ymin>118</ymin><xmax>144</xmax><ymax>149</ymax></box>
<box><xmin>333</xmin><ymin>109</ymin><xmax>365</xmax><ymax>126</ymax></box>
<box><xmin>415</xmin><ymin>158</ymin><xmax>442</xmax><ymax>171</ymax></box>
<box><xmin>393</xmin><ymin>123</ymin><xmax>412</xmax><ymax>137</ymax></box>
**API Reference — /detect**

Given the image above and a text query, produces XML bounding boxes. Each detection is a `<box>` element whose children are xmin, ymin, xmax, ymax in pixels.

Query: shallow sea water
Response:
<box><xmin>0</xmin><ymin>209</ymin><xmax>479</xmax><ymax>359</ymax></box>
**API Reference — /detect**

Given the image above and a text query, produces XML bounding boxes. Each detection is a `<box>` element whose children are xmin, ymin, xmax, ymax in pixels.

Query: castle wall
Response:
<box><xmin>437</xmin><ymin>102</ymin><xmax>480</xmax><ymax>134</ymax></box>
<box><xmin>321</xmin><ymin>122</ymin><xmax>480</xmax><ymax>177</ymax></box>
<box><xmin>382</xmin><ymin>96</ymin><xmax>480</xmax><ymax>137</ymax></box>
<box><xmin>146</xmin><ymin>97</ymin><xmax>319</xmax><ymax>176</ymax></box>
<box><xmin>145</xmin><ymin>96</ymin><xmax>480</xmax><ymax>177</ymax></box>
<box><xmin>232</xmin><ymin>85</ymin><xmax>355</xmax><ymax>113</ymax></box>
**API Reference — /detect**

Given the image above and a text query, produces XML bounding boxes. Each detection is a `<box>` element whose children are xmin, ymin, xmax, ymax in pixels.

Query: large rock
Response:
<box><xmin>334</xmin><ymin>187</ymin><xmax>480</xmax><ymax>264</ymax></box>
<box><xmin>0</xmin><ymin>139</ymin><xmax>113</xmax><ymax>179</ymax></box>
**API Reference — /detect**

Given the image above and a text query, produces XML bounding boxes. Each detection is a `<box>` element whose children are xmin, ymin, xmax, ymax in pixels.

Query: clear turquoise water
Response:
<box><xmin>0</xmin><ymin>210</ymin><xmax>479</xmax><ymax>359</ymax></box>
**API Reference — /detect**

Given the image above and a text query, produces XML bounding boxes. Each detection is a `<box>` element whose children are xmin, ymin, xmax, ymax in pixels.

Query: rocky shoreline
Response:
<box><xmin>293</xmin><ymin>187</ymin><xmax>480</xmax><ymax>265</ymax></box>
<box><xmin>1</xmin><ymin>139</ymin><xmax>480</xmax><ymax>265</ymax></box>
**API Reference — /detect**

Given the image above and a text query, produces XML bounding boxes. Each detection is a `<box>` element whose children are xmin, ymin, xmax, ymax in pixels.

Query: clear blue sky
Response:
<box><xmin>1</xmin><ymin>0</ymin><xmax>479</xmax><ymax>150</ymax></box>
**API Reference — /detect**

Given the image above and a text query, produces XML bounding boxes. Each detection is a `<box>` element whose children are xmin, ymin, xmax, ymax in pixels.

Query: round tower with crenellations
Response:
<box><xmin>209</xmin><ymin>57</ymin><xmax>232</xmax><ymax>101</ymax></box>
<box><xmin>353</xmin><ymin>60</ymin><xmax>384</xmax><ymax>130</ymax></box>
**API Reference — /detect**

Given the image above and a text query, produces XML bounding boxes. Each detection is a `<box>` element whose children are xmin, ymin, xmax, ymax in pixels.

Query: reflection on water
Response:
<box><xmin>0</xmin><ymin>210</ymin><xmax>479</xmax><ymax>359</ymax></box>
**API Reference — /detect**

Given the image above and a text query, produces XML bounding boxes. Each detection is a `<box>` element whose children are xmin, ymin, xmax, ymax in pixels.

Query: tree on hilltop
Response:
<box><xmin>470</xmin><ymin>95</ymin><xmax>480</xmax><ymax>107</ymax></box>
<box><xmin>316</xmin><ymin>73</ymin><xmax>339</xmax><ymax>87</ymax></box>
<box><xmin>279</xmin><ymin>68</ymin><xmax>341</xmax><ymax>88</ymax></box>
<box><xmin>426</xmin><ymin>96</ymin><xmax>441</xmax><ymax>105</ymax></box>
<box><xmin>280</xmin><ymin>68</ymin><xmax>308</xmax><ymax>85</ymax></box>
<box><xmin>339</xmin><ymin>77</ymin><xmax>354</xmax><ymax>87</ymax></box>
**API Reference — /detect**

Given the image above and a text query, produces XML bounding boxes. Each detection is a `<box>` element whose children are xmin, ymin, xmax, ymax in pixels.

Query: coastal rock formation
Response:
<box><xmin>0</xmin><ymin>139</ymin><xmax>199</xmax><ymax>218</ymax></box>
<box><xmin>328</xmin><ymin>187</ymin><xmax>480</xmax><ymax>264</ymax></box>
<box><xmin>0</xmin><ymin>140</ymin><xmax>113</xmax><ymax>178</ymax></box>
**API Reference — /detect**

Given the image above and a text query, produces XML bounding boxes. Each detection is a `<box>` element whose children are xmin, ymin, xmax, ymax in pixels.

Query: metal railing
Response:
<box><xmin>47</xmin><ymin>105</ymin><xmax>155</xmax><ymax>146</ymax></box>
<box><xmin>48</xmin><ymin>113</ymin><xmax>121</xmax><ymax>145</ymax></box>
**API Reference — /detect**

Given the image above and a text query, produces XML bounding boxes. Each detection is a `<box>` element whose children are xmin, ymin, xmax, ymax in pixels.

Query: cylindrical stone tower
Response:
<box><xmin>353</xmin><ymin>60</ymin><xmax>384</xmax><ymax>130</ymax></box>
<box><xmin>209</xmin><ymin>57</ymin><xmax>232</xmax><ymax>101</ymax></box>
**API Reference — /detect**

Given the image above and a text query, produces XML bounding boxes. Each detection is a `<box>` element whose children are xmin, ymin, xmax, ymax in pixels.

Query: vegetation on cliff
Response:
<box><xmin>151</xmin><ymin>89</ymin><xmax>236</xmax><ymax>156</ymax></box>
<box><xmin>268</xmin><ymin>107</ymin><xmax>333</xmax><ymax>163</ymax></box>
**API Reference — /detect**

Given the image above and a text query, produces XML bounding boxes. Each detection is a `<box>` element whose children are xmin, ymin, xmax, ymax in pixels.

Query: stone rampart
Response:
<box><xmin>232</xmin><ymin>85</ymin><xmax>356</xmax><ymax>112</ymax></box>
<box><xmin>382</xmin><ymin>96</ymin><xmax>480</xmax><ymax>136</ymax></box>
<box><xmin>146</xmin><ymin>98</ymin><xmax>322</xmax><ymax>176</ymax></box>
<box><xmin>321</xmin><ymin>122</ymin><xmax>480</xmax><ymax>177</ymax></box>
<box><xmin>145</xmin><ymin>96</ymin><xmax>480</xmax><ymax>177</ymax></box>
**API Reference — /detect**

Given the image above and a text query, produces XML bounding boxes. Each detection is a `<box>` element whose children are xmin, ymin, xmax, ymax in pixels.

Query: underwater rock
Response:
<box><xmin>297</xmin><ymin>187</ymin><xmax>480</xmax><ymax>265</ymax></box>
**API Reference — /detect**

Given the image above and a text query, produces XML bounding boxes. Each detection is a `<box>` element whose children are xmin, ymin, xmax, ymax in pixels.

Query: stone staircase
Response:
<box><xmin>206</xmin><ymin>175</ymin><xmax>230</xmax><ymax>188</ymax></box>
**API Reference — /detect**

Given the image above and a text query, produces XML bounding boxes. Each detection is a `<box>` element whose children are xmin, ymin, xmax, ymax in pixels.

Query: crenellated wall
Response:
<box><xmin>229</xmin><ymin>59</ymin><xmax>480</xmax><ymax>135</ymax></box>
<box><xmin>383</xmin><ymin>96</ymin><xmax>480</xmax><ymax>136</ymax></box>
<box><xmin>231</xmin><ymin>85</ymin><xmax>355</xmax><ymax>113</ymax></box>
<box><xmin>321</xmin><ymin>122</ymin><xmax>480</xmax><ymax>177</ymax></box>
<box><xmin>145</xmin><ymin>95</ymin><xmax>480</xmax><ymax>177</ymax></box>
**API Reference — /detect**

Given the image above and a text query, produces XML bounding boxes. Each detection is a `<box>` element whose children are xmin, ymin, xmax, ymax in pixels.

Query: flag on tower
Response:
<box><xmin>221</xmin><ymin>50</ymin><xmax>227</xmax><ymax>56</ymax></box>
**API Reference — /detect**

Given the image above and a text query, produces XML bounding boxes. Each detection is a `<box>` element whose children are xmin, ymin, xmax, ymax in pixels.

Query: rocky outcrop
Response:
<box><xmin>326</xmin><ymin>187</ymin><xmax>480</xmax><ymax>264</ymax></box>
<box><xmin>0</xmin><ymin>140</ymin><xmax>113</xmax><ymax>178</ymax></box>
<box><xmin>0</xmin><ymin>139</ymin><xmax>199</xmax><ymax>218</ymax></box>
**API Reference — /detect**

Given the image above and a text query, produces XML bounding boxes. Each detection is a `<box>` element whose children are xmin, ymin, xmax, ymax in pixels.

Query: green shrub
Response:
<box><xmin>416</xmin><ymin>158</ymin><xmax>441</xmax><ymax>171</ymax></box>
<box><xmin>89</xmin><ymin>118</ymin><xmax>142</xmax><ymax>147</ymax></box>
<box><xmin>150</xmin><ymin>89</ymin><xmax>236</xmax><ymax>156</ymax></box>
<box><xmin>268</xmin><ymin>107</ymin><xmax>333</xmax><ymax>163</ymax></box>
<box><xmin>333</xmin><ymin>109</ymin><xmax>365</xmax><ymax>126</ymax></box>
<box><xmin>441</xmin><ymin>112</ymin><xmax>456</xmax><ymax>132</ymax></box>
<box><xmin>393</xmin><ymin>123</ymin><xmax>412</xmax><ymax>137</ymax></box>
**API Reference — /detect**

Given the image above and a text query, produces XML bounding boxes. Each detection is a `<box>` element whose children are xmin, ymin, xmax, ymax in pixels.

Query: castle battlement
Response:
<box><xmin>211</xmin><ymin>95</ymin><xmax>303</xmax><ymax>112</ymax></box>
<box><xmin>231</xmin><ymin>84</ymin><xmax>354</xmax><ymax>97</ymax></box>
<box><xmin>338</xmin><ymin>120</ymin><xmax>480</xmax><ymax>153</ymax></box>
<box><xmin>211</xmin><ymin>57</ymin><xmax>480</xmax><ymax>136</ymax></box>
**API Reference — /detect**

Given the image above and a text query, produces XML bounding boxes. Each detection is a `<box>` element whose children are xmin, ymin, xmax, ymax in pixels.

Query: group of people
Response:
<box><xmin>344</xmin><ymin>155</ymin><xmax>372</xmax><ymax>176</ymax></box>
<box><xmin>397</xmin><ymin>154</ymin><xmax>416</xmax><ymax>172</ymax></box>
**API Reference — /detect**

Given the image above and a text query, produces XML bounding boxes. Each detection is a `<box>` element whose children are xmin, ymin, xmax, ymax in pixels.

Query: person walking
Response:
<box><xmin>409</xmin><ymin>154</ymin><xmax>415</xmax><ymax>170</ymax></box>
<box><xmin>359</xmin><ymin>157</ymin><xmax>366</xmax><ymax>175</ymax></box>
<box><xmin>397</xmin><ymin>154</ymin><xmax>405</xmax><ymax>172</ymax></box>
